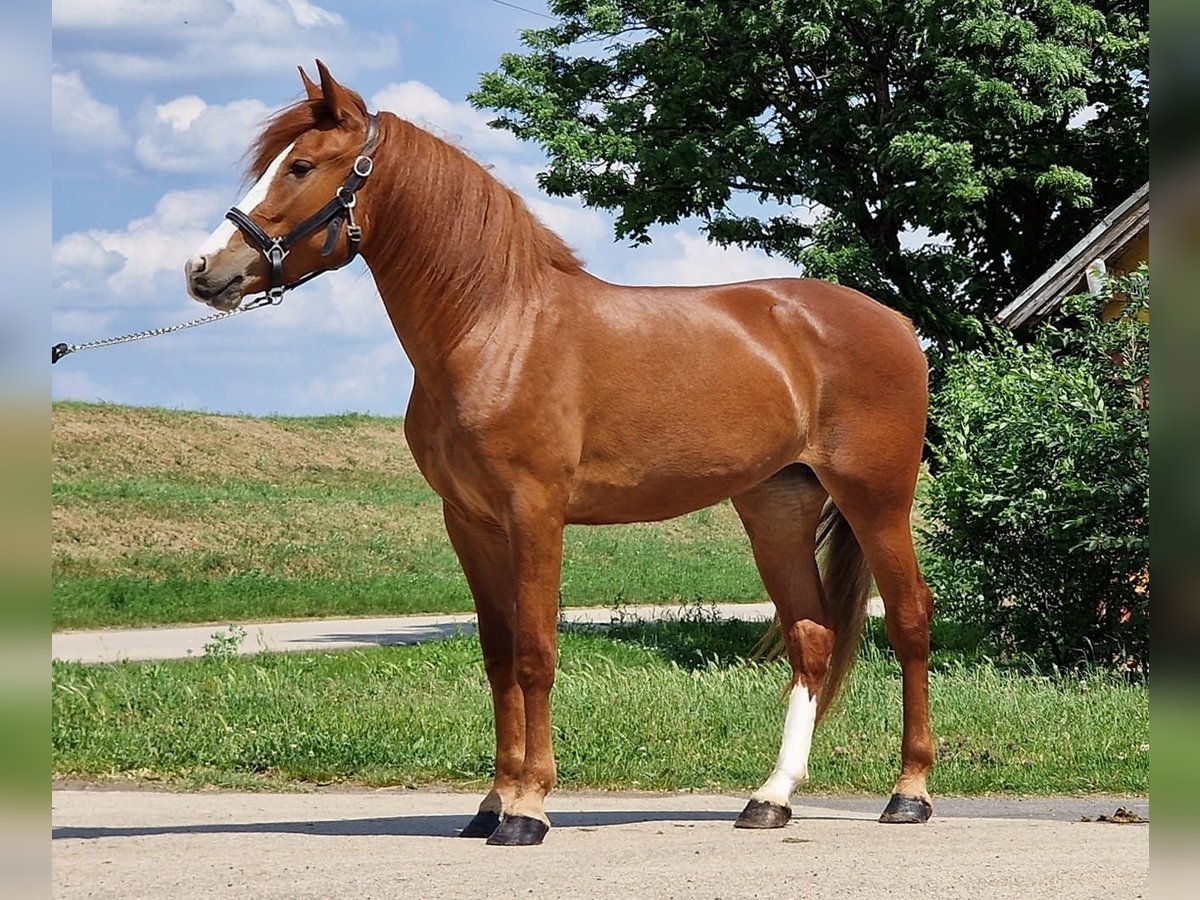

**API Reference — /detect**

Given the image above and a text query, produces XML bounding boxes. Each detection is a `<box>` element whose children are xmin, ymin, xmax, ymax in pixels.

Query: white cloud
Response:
<box><xmin>51</xmin><ymin>233</ymin><xmax>125</xmax><ymax>293</ymax></box>
<box><xmin>282</xmin><ymin>0</ymin><xmax>343</xmax><ymax>28</ymax></box>
<box><xmin>53</xmin><ymin>189</ymin><xmax>225</xmax><ymax>300</ymax></box>
<box><xmin>900</xmin><ymin>225</ymin><xmax>947</xmax><ymax>251</ymax></box>
<box><xmin>525</xmin><ymin>197</ymin><xmax>609</xmax><ymax>247</ymax></box>
<box><xmin>486</xmin><ymin>157</ymin><xmax>543</xmax><ymax>194</ymax></box>
<box><xmin>55</xmin><ymin>0</ymin><xmax>396</xmax><ymax>82</ymax></box>
<box><xmin>134</xmin><ymin>95</ymin><xmax>272</xmax><ymax>173</ymax></box>
<box><xmin>620</xmin><ymin>230</ymin><xmax>799</xmax><ymax>286</ymax></box>
<box><xmin>372</xmin><ymin>81</ymin><xmax>518</xmax><ymax>153</ymax></box>
<box><xmin>155</xmin><ymin>95</ymin><xmax>208</xmax><ymax>130</ymax></box>
<box><xmin>249</xmin><ymin>264</ymin><xmax>390</xmax><ymax>340</ymax></box>
<box><xmin>53</xmin><ymin>0</ymin><xmax>226</xmax><ymax>30</ymax></box>
<box><xmin>301</xmin><ymin>340</ymin><xmax>413</xmax><ymax>410</ymax></box>
<box><xmin>1068</xmin><ymin>104</ymin><xmax>1101</xmax><ymax>130</ymax></box>
<box><xmin>52</xmin><ymin>70</ymin><xmax>129</xmax><ymax>151</ymax></box>
<box><xmin>51</xmin><ymin>369</ymin><xmax>125</xmax><ymax>404</ymax></box>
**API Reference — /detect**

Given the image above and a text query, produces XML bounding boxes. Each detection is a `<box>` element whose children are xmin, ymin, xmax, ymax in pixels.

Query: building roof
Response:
<box><xmin>996</xmin><ymin>182</ymin><xmax>1149</xmax><ymax>329</ymax></box>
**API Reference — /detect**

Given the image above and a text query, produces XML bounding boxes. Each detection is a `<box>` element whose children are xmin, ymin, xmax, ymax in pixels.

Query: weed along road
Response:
<box><xmin>52</xmin><ymin>789</ymin><xmax>1147</xmax><ymax>899</ymax></box>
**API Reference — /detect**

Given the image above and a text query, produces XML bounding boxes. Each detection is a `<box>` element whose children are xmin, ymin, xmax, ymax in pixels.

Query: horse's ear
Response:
<box><xmin>315</xmin><ymin>59</ymin><xmax>356</xmax><ymax>125</ymax></box>
<box><xmin>298</xmin><ymin>66</ymin><xmax>322</xmax><ymax>101</ymax></box>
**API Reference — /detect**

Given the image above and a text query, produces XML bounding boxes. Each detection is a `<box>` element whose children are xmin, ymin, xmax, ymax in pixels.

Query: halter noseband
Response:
<box><xmin>226</xmin><ymin>113</ymin><xmax>380</xmax><ymax>302</ymax></box>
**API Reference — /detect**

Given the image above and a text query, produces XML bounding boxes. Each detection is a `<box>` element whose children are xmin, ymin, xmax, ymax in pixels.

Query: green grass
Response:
<box><xmin>52</xmin><ymin>618</ymin><xmax>1149</xmax><ymax>796</ymax></box>
<box><xmin>53</xmin><ymin>402</ymin><xmax>765</xmax><ymax>629</ymax></box>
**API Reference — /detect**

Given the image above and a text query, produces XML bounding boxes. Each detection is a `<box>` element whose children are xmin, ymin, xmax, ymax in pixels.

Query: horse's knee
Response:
<box><xmin>514</xmin><ymin>638</ymin><xmax>556</xmax><ymax>691</ymax></box>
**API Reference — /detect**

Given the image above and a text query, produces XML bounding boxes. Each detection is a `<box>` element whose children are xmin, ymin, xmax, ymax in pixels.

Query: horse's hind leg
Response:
<box><xmin>815</xmin><ymin>469</ymin><xmax>936</xmax><ymax>824</ymax></box>
<box><xmin>731</xmin><ymin>465</ymin><xmax>832</xmax><ymax>828</ymax></box>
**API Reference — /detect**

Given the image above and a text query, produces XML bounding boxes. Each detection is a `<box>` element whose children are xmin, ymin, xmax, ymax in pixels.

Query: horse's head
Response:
<box><xmin>186</xmin><ymin>61</ymin><xmax>378</xmax><ymax>310</ymax></box>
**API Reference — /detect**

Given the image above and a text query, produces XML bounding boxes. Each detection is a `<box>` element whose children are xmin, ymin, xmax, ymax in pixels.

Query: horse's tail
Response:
<box><xmin>753</xmin><ymin>501</ymin><xmax>873</xmax><ymax>722</ymax></box>
<box><xmin>812</xmin><ymin>502</ymin><xmax>872</xmax><ymax>721</ymax></box>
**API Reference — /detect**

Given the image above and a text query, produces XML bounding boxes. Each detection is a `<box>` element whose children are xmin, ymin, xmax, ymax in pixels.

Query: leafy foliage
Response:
<box><xmin>922</xmin><ymin>267</ymin><xmax>1149</xmax><ymax>671</ymax></box>
<box><xmin>472</xmin><ymin>0</ymin><xmax>1148</xmax><ymax>348</ymax></box>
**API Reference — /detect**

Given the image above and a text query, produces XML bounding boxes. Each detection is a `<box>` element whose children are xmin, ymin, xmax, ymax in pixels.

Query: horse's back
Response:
<box><xmin>580</xmin><ymin>275</ymin><xmax>927</xmax><ymax>423</ymax></box>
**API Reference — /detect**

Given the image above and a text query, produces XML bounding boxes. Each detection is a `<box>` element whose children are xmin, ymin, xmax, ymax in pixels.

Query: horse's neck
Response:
<box><xmin>361</xmin><ymin>227</ymin><xmax>553</xmax><ymax>398</ymax></box>
<box><xmin>366</xmin><ymin>265</ymin><xmax>474</xmax><ymax>380</ymax></box>
<box><xmin>357</xmin><ymin>135</ymin><xmax>577</xmax><ymax>395</ymax></box>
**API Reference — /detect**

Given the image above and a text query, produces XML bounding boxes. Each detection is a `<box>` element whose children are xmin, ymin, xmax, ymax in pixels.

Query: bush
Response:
<box><xmin>922</xmin><ymin>267</ymin><xmax>1148</xmax><ymax>672</ymax></box>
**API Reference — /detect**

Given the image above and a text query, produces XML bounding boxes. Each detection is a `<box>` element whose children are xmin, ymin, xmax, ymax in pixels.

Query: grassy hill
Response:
<box><xmin>52</xmin><ymin>402</ymin><xmax>765</xmax><ymax>629</ymax></box>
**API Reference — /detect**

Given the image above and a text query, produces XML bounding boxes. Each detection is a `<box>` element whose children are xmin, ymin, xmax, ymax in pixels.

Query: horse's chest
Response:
<box><xmin>406</xmin><ymin>413</ymin><xmax>481</xmax><ymax>512</ymax></box>
<box><xmin>403</xmin><ymin>390</ymin><xmax>526</xmax><ymax>521</ymax></box>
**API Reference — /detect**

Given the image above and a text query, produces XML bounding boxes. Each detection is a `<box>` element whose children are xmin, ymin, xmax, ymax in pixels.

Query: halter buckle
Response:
<box><xmin>336</xmin><ymin>186</ymin><xmax>357</xmax><ymax>209</ymax></box>
<box><xmin>353</xmin><ymin>155</ymin><xmax>373</xmax><ymax>178</ymax></box>
<box><xmin>243</xmin><ymin>289</ymin><xmax>283</xmax><ymax>309</ymax></box>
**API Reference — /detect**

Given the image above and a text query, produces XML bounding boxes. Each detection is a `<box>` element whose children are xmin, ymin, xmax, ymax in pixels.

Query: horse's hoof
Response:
<box><xmin>734</xmin><ymin>798</ymin><xmax>792</xmax><ymax>829</ymax></box>
<box><xmin>879</xmin><ymin>793</ymin><xmax>933</xmax><ymax>824</ymax></box>
<box><xmin>485</xmin><ymin>814</ymin><xmax>549</xmax><ymax>846</ymax></box>
<box><xmin>459</xmin><ymin>810</ymin><xmax>501</xmax><ymax>838</ymax></box>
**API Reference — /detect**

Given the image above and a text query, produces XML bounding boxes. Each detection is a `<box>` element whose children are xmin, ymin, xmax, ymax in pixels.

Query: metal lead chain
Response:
<box><xmin>51</xmin><ymin>293</ymin><xmax>280</xmax><ymax>364</ymax></box>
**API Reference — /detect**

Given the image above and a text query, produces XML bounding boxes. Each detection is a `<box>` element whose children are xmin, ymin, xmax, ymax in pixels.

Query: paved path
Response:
<box><xmin>52</xmin><ymin>789</ymin><xmax>1149</xmax><ymax>899</ymax></box>
<box><xmin>53</xmin><ymin>601</ymin><xmax>792</xmax><ymax>663</ymax></box>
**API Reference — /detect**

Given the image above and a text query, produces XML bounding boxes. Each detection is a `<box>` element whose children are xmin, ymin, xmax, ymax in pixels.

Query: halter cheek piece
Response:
<box><xmin>225</xmin><ymin>113</ymin><xmax>380</xmax><ymax>303</ymax></box>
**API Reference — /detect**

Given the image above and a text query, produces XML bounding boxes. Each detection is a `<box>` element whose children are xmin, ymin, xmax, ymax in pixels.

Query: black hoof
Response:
<box><xmin>879</xmin><ymin>793</ymin><xmax>933</xmax><ymax>824</ymax></box>
<box><xmin>734</xmin><ymin>798</ymin><xmax>792</xmax><ymax>829</ymax></box>
<box><xmin>486</xmin><ymin>814</ymin><xmax>550</xmax><ymax>846</ymax></box>
<box><xmin>459</xmin><ymin>810</ymin><xmax>501</xmax><ymax>838</ymax></box>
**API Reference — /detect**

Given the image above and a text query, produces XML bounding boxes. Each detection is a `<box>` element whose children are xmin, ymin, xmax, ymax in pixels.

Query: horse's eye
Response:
<box><xmin>289</xmin><ymin>160</ymin><xmax>314</xmax><ymax>177</ymax></box>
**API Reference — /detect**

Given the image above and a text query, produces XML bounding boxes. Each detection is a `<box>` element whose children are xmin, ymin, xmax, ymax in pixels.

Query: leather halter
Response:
<box><xmin>225</xmin><ymin>113</ymin><xmax>380</xmax><ymax>302</ymax></box>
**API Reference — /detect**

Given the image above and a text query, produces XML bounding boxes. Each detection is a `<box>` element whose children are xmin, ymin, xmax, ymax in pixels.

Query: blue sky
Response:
<box><xmin>51</xmin><ymin>0</ymin><xmax>800</xmax><ymax>416</ymax></box>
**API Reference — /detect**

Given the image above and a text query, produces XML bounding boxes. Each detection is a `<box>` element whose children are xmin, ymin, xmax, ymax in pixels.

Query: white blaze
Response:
<box><xmin>193</xmin><ymin>141</ymin><xmax>296</xmax><ymax>258</ymax></box>
<box><xmin>751</xmin><ymin>687</ymin><xmax>818</xmax><ymax>807</ymax></box>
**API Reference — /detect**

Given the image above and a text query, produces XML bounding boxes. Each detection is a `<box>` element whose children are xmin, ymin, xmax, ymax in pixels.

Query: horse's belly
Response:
<box><xmin>566</xmin><ymin>358</ymin><xmax>809</xmax><ymax>523</ymax></box>
<box><xmin>565</xmin><ymin>475</ymin><xmax>758</xmax><ymax>524</ymax></box>
<box><xmin>566</xmin><ymin>432</ymin><xmax>800</xmax><ymax>524</ymax></box>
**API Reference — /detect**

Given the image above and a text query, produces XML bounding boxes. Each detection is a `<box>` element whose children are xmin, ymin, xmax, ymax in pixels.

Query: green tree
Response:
<box><xmin>472</xmin><ymin>0</ymin><xmax>1147</xmax><ymax>348</ymax></box>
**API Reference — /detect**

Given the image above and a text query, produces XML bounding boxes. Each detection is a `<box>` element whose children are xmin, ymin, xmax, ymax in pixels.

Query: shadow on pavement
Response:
<box><xmin>52</xmin><ymin>797</ymin><xmax>1150</xmax><ymax>842</ymax></box>
<box><xmin>297</xmin><ymin>624</ymin><xmax>477</xmax><ymax>646</ymax></box>
<box><xmin>53</xmin><ymin>809</ymin><xmax>734</xmax><ymax>841</ymax></box>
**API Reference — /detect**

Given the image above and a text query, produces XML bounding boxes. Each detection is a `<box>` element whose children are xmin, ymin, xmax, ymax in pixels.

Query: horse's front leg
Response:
<box><xmin>485</xmin><ymin>491</ymin><xmax>565</xmax><ymax>847</ymax></box>
<box><xmin>443</xmin><ymin>503</ymin><xmax>525</xmax><ymax>839</ymax></box>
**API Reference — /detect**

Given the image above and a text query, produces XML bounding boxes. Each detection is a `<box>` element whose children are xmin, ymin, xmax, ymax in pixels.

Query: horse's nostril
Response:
<box><xmin>189</xmin><ymin>256</ymin><xmax>207</xmax><ymax>276</ymax></box>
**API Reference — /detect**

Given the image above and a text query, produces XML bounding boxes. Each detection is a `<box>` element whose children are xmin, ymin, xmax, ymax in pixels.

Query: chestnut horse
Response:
<box><xmin>186</xmin><ymin>62</ymin><xmax>935</xmax><ymax>846</ymax></box>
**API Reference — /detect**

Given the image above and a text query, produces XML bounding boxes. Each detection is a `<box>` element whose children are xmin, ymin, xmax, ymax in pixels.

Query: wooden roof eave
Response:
<box><xmin>996</xmin><ymin>182</ymin><xmax>1150</xmax><ymax>330</ymax></box>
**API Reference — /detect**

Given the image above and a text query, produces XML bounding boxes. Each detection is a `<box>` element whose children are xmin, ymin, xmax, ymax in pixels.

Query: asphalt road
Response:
<box><xmin>52</xmin><ymin>789</ymin><xmax>1148</xmax><ymax>899</ymax></box>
